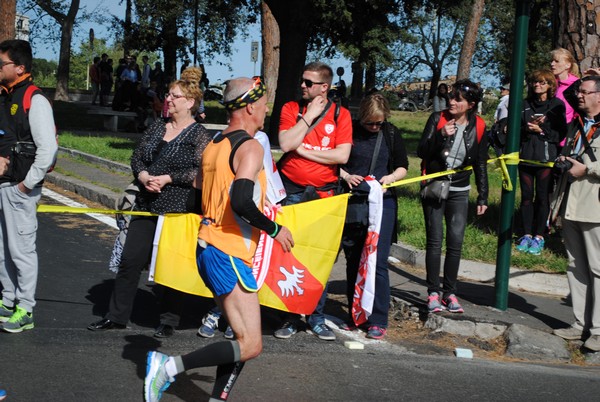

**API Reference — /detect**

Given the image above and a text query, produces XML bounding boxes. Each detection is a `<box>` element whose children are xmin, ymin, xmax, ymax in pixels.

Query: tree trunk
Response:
<box><xmin>265</xmin><ymin>0</ymin><xmax>310</xmax><ymax>145</ymax></box>
<box><xmin>0</xmin><ymin>0</ymin><xmax>16</xmax><ymax>42</ymax></box>
<box><xmin>261</xmin><ymin>1</ymin><xmax>279</xmax><ymax>104</ymax></box>
<box><xmin>365</xmin><ymin>63</ymin><xmax>377</xmax><ymax>93</ymax></box>
<box><xmin>124</xmin><ymin>0</ymin><xmax>132</xmax><ymax>58</ymax></box>
<box><xmin>350</xmin><ymin>61</ymin><xmax>363</xmax><ymax>99</ymax></box>
<box><xmin>162</xmin><ymin>20</ymin><xmax>179</xmax><ymax>83</ymax></box>
<box><xmin>556</xmin><ymin>0</ymin><xmax>600</xmax><ymax>70</ymax></box>
<box><xmin>35</xmin><ymin>0</ymin><xmax>80</xmax><ymax>101</ymax></box>
<box><xmin>456</xmin><ymin>0</ymin><xmax>485</xmax><ymax>80</ymax></box>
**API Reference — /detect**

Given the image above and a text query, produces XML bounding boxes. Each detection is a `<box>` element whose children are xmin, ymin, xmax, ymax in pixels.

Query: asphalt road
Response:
<box><xmin>1</xmin><ymin>194</ymin><xmax>600</xmax><ymax>401</ymax></box>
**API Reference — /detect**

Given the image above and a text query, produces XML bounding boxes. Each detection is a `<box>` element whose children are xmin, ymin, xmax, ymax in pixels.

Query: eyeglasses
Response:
<box><xmin>531</xmin><ymin>80</ymin><xmax>548</xmax><ymax>85</ymax></box>
<box><xmin>166</xmin><ymin>92</ymin><xmax>186</xmax><ymax>100</ymax></box>
<box><xmin>301</xmin><ymin>78</ymin><xmax>326</xmax><ymax>88</ymax></box>
<box><xmin>0</xmin><ymin>60</ymin><xmax>15</xmax><ymax>69</ymax></box>
<box><xmin>363</xmin><ymin>121</ymin><xmax>384</xmax><ymax>127</ymax></box>
<box><xmin>576</xmin><ymin>89</ymin><xmax>600</xmax><ymax>96</ymax></box>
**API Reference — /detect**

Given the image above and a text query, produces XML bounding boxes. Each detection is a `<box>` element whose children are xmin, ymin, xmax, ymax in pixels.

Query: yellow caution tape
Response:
<box><xmin>38</xmin><ymin>153</ymin><xmax>558</xmax><ymax>213</ymax></box>
<box><xmin>37</xmin><ymin>204</ymin><xmax>156</xmax><ymax>216</ymax></box>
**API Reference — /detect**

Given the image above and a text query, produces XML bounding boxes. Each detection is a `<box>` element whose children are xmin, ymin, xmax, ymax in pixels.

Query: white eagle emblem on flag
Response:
<box><xmin>277</xmin><ymin>266</ymin><xmax>305</xmax><ymax>297</ymax></box>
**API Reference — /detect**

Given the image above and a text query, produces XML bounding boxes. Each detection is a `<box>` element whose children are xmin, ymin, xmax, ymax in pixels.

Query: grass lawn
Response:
<box><xmin>52</xmin><ymin>101</ymin><xmax>567</xmax><ymax>273</ymax></box>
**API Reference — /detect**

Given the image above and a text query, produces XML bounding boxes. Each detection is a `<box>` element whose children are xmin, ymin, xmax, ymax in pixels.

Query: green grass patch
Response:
<box><xmin>58</xmin><ymin>132</ymin><xmax>136</xmax><ymax>164</ymax></box>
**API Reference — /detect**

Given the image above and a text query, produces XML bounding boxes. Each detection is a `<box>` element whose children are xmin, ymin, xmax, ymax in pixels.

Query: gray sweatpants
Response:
<box><xmin>0</xmin><ymin>183</ymin><xmax>41</xmax><ymax>313</ymax></box>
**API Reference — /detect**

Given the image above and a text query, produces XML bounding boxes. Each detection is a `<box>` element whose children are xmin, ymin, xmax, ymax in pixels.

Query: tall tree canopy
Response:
<box><xmin>120</xmin><ymin>0</ymin><xmax>258</xmax><ymax>80</ymax></box>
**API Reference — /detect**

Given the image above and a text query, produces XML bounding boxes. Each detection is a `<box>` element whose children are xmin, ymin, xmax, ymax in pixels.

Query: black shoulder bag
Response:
<box><xmin>344</xmin><ymin>130</ymin><xmax>383</xmax><ymax>226</ymax></box>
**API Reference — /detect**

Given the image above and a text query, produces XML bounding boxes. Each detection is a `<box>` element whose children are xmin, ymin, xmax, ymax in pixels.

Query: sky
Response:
<box><xmin>22</xmin><ymin>0</ymin><xmax>352</xmax><ymax>86</ymax></box>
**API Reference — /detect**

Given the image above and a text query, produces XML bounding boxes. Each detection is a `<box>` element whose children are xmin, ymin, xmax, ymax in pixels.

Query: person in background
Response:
<box><xmin>143</xmin><ymin>76</ymin><xmax>293</xmax><ymax>402</ymax></box>
<box><xmin>433</xmin><ymin>83</ymin><xmax>449</xmax><ymax>112</ymax></box>
<box><xmin>141</xmin><ymin>55</ymin><xmax>151</xmax><ymax>90</ymax></box>
<box><xmin>339</xmin><ymin>93</ymin><xmax>408</xmax><ymax>339</ymax></box>
<box><xmin>179</xmin><ymin>59</ymin><xmax>190</xmax><ymax>78</ymax></box>
<box><xmin>417</xmin><ymin>79</ymin><xmax>488</xmax><ymax>314</ymax></box>
<box><xmin>514</xmin><ymin>70</ymin><xmax>566</xmax><ymax>255</ymax></box>
<box><xmin>150</xmin><ymin>61</ymin><xmax>166</xmax><ymax>96</ymax></box>
<box><xmin>90</xmin><ymin>56</ymin><xmax>101</xmax><ymax>105</ymax></box>
<box><xmin>552</xmin><ymin>75</ymin><xmax>600</xmax><ymax>352</ymax></box>
<box><xmin>98</xmin><ymin>53</ymin><xmax>111</xmax><ymax>106</ymax></box>
<box><xmin>495</xmin><ymin>83</ymin><xmax>510</xmax><ymax>121</ymax></box>
<box><xmin>0</xmin><ymin>40</ymin><xmax>58</xmax><ymax>333</ymax></box>
<box><xmin>550</xmin><ymin>48</ymin><xmax>580</xmax><ymax>124</ymax></box>
<box><xmin>87</xmin><ymin>77</ymin><xmax>212</xmax><ymax>337</ymax></box>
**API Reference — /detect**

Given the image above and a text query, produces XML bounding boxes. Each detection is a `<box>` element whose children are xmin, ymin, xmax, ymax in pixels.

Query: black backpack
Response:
<box><xmin>488</xmin><ymin>117</ymin><xmax>508</xmax><ymax>156</ymax></box>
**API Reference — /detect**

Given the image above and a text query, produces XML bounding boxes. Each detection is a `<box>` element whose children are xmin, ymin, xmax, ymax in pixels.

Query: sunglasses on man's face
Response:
<box><xmin>301</xmin><ymin>78</ymin><xmax>326</xmax><ymax>88</ymax></box>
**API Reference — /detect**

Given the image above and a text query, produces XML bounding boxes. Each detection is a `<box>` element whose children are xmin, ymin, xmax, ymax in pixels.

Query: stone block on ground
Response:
<box><xmin>504</xmin><ymin>324</ymin><xmax>571</xmax><ymax>361</ymax></box>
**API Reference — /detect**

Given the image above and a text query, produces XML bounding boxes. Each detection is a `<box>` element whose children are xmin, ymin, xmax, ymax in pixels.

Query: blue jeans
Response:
<box><xmin>422</xmin><ymin>189</ymin><xmax>469</xmax><ymax>296</ymax></box>
<box><xmin>342</xmin><ymin>197</ymin><xmax>395</xmax><ymax>328</ymax></box>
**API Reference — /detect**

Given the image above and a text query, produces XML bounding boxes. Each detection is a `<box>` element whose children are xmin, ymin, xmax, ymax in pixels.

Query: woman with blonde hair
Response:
<box><xmin>339</xmin><ymin>93</ymin><xmax>408</xmax><ymax>339</ymax></box>
<box><xmin>88</xmin><ymin>78</ymin><xmax>212</xmax><ymax>337</ymax></box>
<box><xmin>550</xmin><ymin>47</ymin><xmax>579</xmax><ymax>123</ymax></box>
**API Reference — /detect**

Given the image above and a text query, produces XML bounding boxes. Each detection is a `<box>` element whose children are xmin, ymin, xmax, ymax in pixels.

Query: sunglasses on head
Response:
<box><xmin>301</xmin><ymin>78</ymin><xmax>326</xmax><ymax>88</ymax></box>
<box><xmin>363</xmin><ymin>121</ymin><xmax>384</xmax><ymax>127</ymax></box>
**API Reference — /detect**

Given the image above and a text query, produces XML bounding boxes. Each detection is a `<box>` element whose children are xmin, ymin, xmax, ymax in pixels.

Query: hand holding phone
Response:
<box><xmin>530</xmin><ymin>113</ymin><xmax>544</xmax><ymax>121</ymax></box>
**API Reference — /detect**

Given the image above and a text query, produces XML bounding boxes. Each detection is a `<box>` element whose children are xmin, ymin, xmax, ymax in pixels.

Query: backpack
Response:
<box><xmin>436</xmin><ymin>111</ymin><xmax>486</xmax><ymax>143</ymax></box>
<box><xmin>488</xmin><ymin>117</ymin><xmax>508</xmax><ymax>156</ymax></box>
<box><xmin>23</xmin><ymin>85</ymin><xmax>58</xmax><ymax>172</ymax></box>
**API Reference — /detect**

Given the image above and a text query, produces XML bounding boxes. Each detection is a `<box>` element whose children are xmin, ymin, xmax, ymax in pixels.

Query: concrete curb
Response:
<box><xmin>390</xmin><ymin>241</ymin><xmax>569</xmax><ymax>298</ymax></box>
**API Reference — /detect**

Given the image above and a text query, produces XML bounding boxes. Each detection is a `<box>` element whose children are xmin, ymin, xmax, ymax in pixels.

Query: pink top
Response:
<box><xmin>556</xmin><ymin>73</ymin><xmax>579</xmax><ymax>123</ymax></box>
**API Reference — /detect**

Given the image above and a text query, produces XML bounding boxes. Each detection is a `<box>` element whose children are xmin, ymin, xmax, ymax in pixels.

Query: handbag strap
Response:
<box><xmin>368</xmin><ymin>130</ymin><xmax>384</xmax><ymax>176</ymax></box>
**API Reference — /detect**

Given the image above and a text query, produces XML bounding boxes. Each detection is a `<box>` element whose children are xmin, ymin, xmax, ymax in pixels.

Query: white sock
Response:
<box><xmin>165</xmin><ymin>357</ymin><xmax>178</xmax><ymax>379</ymax></box>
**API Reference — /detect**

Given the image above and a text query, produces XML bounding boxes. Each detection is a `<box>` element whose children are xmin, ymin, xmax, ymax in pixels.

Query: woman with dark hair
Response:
<box><xmin>417</xmin><ymin>79</ymin><xmax>489</xmax><ymax>314</ymax></box>
<box><xmin>433</xmin><ymin>83</ymin><xmax>449</xmax><ymax>112</ymax></box>
<box><xmin>515</xmin><ymin>70</ymin><xmax>567</xmax><ymax>255</ymax></box>
<box><xmin>339</xmin><ymin>93</ymin><xmax>408</xmax><ymax>339</ymax></box>
<box><xmin>88</xmin><ymin>78</ymin><xmax>212</xmax><ymax>337</ymax></box>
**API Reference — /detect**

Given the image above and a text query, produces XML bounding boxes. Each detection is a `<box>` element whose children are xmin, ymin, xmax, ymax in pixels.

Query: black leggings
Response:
<box><xmin>519</xmin><ymin>165</ymin><xmax>552</xmax><ymax>237</ymax></box>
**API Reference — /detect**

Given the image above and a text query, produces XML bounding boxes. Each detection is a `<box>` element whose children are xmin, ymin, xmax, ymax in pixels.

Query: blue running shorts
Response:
<box><xmin>197</xmin><ymin>244</ymin><xmax>258</xmax><ymax>296</ymax></box>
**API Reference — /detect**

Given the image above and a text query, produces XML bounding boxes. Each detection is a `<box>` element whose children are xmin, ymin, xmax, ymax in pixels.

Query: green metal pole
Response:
<box><xmin>494</xmin><ymin>0</ymin><xmax>532</xmax><ymax>310</ymax></box>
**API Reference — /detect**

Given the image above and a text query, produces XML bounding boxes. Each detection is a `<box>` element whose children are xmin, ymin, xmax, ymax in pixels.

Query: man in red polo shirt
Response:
<box><xmin>275</xmin><ymin>61</ymin><xmax>352</xmax><ymax>341</ymax></box>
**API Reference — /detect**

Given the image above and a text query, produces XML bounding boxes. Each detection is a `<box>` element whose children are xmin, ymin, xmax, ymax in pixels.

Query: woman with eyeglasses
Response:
<box><xmin>339</xmin><ymin>93</ymin><xmax>408</xmax><ymax>339</ymax></box>
<box><xmin>88</xmin><ymin>78</ymin><xmax>212</xmax><ymax>337</ymax></box>
<box><xmin>515</xmin><ymin>70</ymin><xmax>567</xmax><ymax>255</ymax></box>
<box><xmin>417</xmin><ymin>79</ymin><xmax>489</xmax><ymax>314</ymax></box>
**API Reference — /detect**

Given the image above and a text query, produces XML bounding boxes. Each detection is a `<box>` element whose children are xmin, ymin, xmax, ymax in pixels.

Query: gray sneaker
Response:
<box><xmin>198</xmin><ymin>311</ymin><xmax>220</xmax><ymax>338</ymax></box>
<box><xmin>584</xmin><ymin>335</ymin><xmax>600</xmax><ymax>352</ymax></box>
<box><xmin>274</xmin><ymin>321</ymin><xmax>298</xmax><ymax>339</ymax></box>
<box><xmin>553</xmin><ymin>326</ymin><xmax>584</xmax><ymax>340</ymax></box>
<box><xmin>0</xmin><ymin>302</ymin><xmax>13</xmax><ymax>323</ymax></box>
<box><xmin>309</xmin><ymin>323</ymin><xmax>336</xmax><ymax>341</ymax></box>
<box><xmin>1</xmin><ymin>306</ymin><xmax>34</xmax><ymax>333</ymax></box>
<box><xmin>224</xmin><ymin>325</ymin><xmax>235</xmax><ymax>339</ymax></box>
